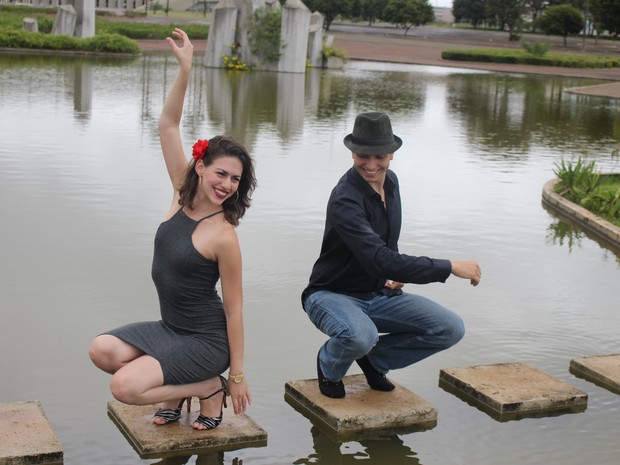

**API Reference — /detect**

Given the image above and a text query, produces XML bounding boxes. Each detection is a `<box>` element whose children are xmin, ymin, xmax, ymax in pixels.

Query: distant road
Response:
<box><xmin>135</xmin><ymin>20</ymin><xmax>620</xmax><ymax>83</ymax></box>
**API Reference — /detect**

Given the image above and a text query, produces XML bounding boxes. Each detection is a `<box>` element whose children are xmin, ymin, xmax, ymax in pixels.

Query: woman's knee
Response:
<box><xmin>88</xmin><ymin>335</ymin><xmax>124</xmax><ymax>372</ymax></box>
<box><xmin>89</xmin><ymin>336</ymin><xmax>110</xmax><ymax>366</ymax></box>
<box><xmin>109</xmin><ymin>371</ymin><xmax>140</xmax><ymax>404</ymax></box>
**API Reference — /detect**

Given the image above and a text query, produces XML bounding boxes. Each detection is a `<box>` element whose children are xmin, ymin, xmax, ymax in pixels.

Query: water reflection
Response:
<box><xmin>545</xmin><ymin>212</ymin><xmax>620</xmax><ymax>264</ymax></box>
<box><xmin>150</xmin><ymin>453</ymin><xmax>244</xmax><ymax>465</ymax></box>
<box><xmin>1</xmin><ymin>54</ymin><xmax>620</xmax><ymax>465</ymax></box>
<box><xmin>294</xmin><ymin>427</ymin><xmax>420</xmax><ymax>465</ymax></box>
<box><xmin>445</xmin><ymin>73</ymin><xmax>620</xmax><ymax>158</ymax></box>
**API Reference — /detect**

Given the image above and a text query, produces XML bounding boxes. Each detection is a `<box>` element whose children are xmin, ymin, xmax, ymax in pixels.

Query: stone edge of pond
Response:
<box><xmin>542</xmin><ymin>178</ymin><xmax>620</xmax><ymax>250</ymax></box>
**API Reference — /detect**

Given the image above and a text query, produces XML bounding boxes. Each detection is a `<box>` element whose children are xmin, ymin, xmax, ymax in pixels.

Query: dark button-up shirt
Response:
<box><xmin>302</xmin><ymin>167</ymin><xmax>451</xmax><ymax>303</ymax></box>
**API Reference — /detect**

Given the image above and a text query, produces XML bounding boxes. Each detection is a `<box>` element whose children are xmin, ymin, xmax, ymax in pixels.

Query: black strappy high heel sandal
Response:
<box><xmin>153</xmin><ymin>397</ymin><xmax>191</xmax><ymax>425</ymax></box>
<box><xmin>192</xmin><ymin>375</ymin><xmax>227</xmax><ymax>430</ymax></box>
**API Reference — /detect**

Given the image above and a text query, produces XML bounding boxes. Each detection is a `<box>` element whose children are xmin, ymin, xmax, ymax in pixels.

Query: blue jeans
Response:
<box><xmin>303</xmin><ymin>290</ymin><xmax>465</xmax><ymax>382</ymax></box>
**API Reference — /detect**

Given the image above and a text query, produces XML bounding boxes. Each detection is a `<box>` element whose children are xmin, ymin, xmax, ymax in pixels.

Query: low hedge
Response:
<box><xmin>442</xmin><ymin>48</ymin><xmax>620</xmax><ymax>68</ymax></box>
<box><xmin>0</xmin><ymin>5</ymin><xmax>209</xmax><ymax>49</ymax></box>
<box><xmin>96</xmin><ymin>20</ymin><xmax>209</xmax><ymax>40</ymax></box>
<box><xmin>0</xmin><ymin>29</ymin><xmax>141</xmax><ymax>55</ymax></box>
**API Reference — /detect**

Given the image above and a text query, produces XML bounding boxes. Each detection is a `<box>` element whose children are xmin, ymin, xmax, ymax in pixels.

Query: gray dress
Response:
<box><xmin>106</xmin><ymin>208</ymin><xmax>229</xmax><ymax>385</ymax></box>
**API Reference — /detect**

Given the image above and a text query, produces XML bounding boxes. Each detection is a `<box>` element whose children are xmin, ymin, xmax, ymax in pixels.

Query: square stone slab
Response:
<box><xmin>108</xmin><ymin>399</ymin><xmax>267</xmax><ymax>459</ymax></box>
<box><xmin>285</xmin><ymin>374</ymin><xmax>437</xmax><ymax>440</ymax></box>
<box><xmin>0</xmin><ymin>400</ymin><xmax>63</xmax><ymax>465</ymax></box>
<box><xmin>439</xmin><ymin>362</ymin><xmax>588</xmax><ymax>422</ymax></box>
<box><xmin>570</xmin><ymin>354</ymin><xmax>620</xmax><ymax>395</ymax></box>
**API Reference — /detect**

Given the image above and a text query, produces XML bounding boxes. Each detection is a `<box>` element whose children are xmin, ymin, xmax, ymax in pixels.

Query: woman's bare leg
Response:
<box><xmin>109</xmin><ymin>355</ymin><xmax>225</xmax><ymax>428</ymax></box>
<box><xmin>88</xmin><ymin>335</ymin><xmax>145</xmax><ymax>374</ymax></box>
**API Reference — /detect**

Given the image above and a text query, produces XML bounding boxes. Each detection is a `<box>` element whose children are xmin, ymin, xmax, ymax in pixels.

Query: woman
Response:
<box><xmin>88</xmin><ymin>29</ymin><xmax>255</xmax><ymax>430</ymax></box>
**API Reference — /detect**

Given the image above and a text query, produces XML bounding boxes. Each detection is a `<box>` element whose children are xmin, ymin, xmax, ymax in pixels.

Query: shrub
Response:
<box><xmin>442</xmin><ymin>48</ymin><xmax>620</xmax><ymax>68</ymax></box>
<box><xmin>247</xmin><ymin>6</ymin><xmax>282</xmax><ymax>63</ymax></box>
<box><xmin>223</xmin><ymin>44</ymin><xmax>250</xmax><ymax>71</ymax></box>
<box><xmin>0</xmin><ymin>29</ymin><xmax>140</xmax><ymax>55</ymax></box>
<box><xmin>553</xmin><ymin>159</ymin><xmax>620</xmax><ymax>227</ymax></box>
<box><xmin>322</xmin><ymin>44</ymin><xmax>345</xmax><ymax>59</ymax></box>
<box><xmin>521</xmin><ymin>41</ymin><xmax>551</xmax><ymax>57</ymax></box>
<box><xmin>553</xmin><ymin>158</ymin><xmax>600</xmax><ymax>198</ymax></box>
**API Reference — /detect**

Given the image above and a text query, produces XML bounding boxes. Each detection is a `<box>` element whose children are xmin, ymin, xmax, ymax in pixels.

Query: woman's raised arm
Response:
<box><xmin>159</xmin><ymin>28</ymin><xmax>195</xmax><ymax>193</ymax></box>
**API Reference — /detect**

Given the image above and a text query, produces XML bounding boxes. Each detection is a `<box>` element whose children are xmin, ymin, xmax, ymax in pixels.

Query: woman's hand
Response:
<box><xmin>165</xmin><ymin>28</ymin><xmax>194</xmax><ymax>73</ymax></box>
<box><xmin>227</xmin><ymin>378</ymin><xmax>251</xmax><ymax>415</ymax></box>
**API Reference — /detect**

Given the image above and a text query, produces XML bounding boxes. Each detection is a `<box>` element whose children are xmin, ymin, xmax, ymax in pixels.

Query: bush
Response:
<box><xmin>322</xmin><ymin>44</ymin><xmax>346</xmax><ymax>59</ymax></box>
<box><xmin>246</xmin><ymin>6</ymin><xmax>282</xmax><ymax>63</ymax></box>
<box><xmin>521</xmin><ymin>41</ymin><xmax>552</xmax><ymax>57</ymax></box>
<box><xmin>0</xmin><ymin>29</ymin><xmax>140</xmax><ymax>55</ymax></box>
<box><xmin>96</xmin><ymin>20</ymin><xmax>209</xmax><ymax>40</ymax></box>
<box><xmin>442</xmin><ymin>48</ymin><xmax>620</xmax><ymax>68</ymax></box>
<box><xmin>553</xmin><ymin>159</ymin><xmax>620</xmax><ymax>227</ymax></box>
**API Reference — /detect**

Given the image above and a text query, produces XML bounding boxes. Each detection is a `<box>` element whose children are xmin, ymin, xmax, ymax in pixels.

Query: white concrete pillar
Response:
<box><xmin>205</xmin><ymin>0</ymin><xmax>239</xmax><ymax>68</ymax></box>
<box><xmin>307</xmin><ymin>11</ymin><xmax>324</xmax><ymax>68</ymax></box>
<box><xmin>278</xmin><ymin>0</ymin><xmax>310</xmax><ymax>74</ymax></box>
<box><xmin>72</xmin><ymin>0</ymin><xmax>95</xmax><ymax>38</ymax></box>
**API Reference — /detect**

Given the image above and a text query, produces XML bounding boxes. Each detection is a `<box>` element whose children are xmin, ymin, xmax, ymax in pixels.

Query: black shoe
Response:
<box><xmin>317</xmin><ymin>354</ymin><xmax>345</xmax><ymax>398</ymax></box>
<box><xmin>356</xmin><ymin>355</ymin><xmax>395</xmax><ymax>392</ymax></box>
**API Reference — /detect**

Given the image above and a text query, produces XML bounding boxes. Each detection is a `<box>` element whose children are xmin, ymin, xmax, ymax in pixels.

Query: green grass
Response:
<box><xmin>95</xmin><ymin>19</ymin><xmax>208</xmax><ymax>40</ymax></box>
<box><xmin>554</xmin><ymin>159</ymin><xmax>620</xmax><ymax>227</ymax></box>
<box><xmin>442</xmin><ymin>48</ymin><xmax>620</xmax><ymax>68</ymax></box>
<box><xmin>0</xmin><ymin>29</ymin><xmax>141</xmax><ymax>55</ymax></box>
<box><xmin>0</xmin><ymin>5</ymin><xmax>209</xmax><ymax>54</ymax></box>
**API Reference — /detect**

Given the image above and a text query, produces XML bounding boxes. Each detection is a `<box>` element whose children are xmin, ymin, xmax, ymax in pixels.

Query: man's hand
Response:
<box><xmin>450</xmin><ymin>260</ymin><xmax>481</xmax><ymax>286</ymax></box>
<box><xmin>384</xmin><ymin>279</ymin><xmax>404</xmax><ymax>290</ymax></box>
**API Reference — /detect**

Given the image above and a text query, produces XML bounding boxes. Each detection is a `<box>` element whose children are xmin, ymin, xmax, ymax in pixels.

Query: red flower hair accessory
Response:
<box><xmin>192</xmin><ymin>139</ymin><xmax>209</xmax><ymax>161</ymax></box>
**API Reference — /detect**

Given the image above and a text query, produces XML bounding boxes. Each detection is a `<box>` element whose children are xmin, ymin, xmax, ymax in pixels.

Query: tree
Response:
<box><xmin>536</xmin><ymin>4</ymin><xmax>585</xmax><ymax>46</ymax></box>
<box><xmin>303</xmin><ymin>0</ymin><xmax>354</xmax><ymax>30</ymax></box>
<box><xmin>150</xmin><ymin>1</ymin><xmax>164</xmax><ymax>15</ymax></box>
<box><xmin>528</xmin><ymin>0</ymin><xmax>548</xmax><ymax>27</ymax></box>
<box><xmin>591</xmin><ymin>0</ymin><xmax>620</xmax><ymax>37</ymax></box>
<box><xmin>486</xmin><ymin>0</ymin><xmax>528</xmax><ymax>41</ymax></box>
<box><xmin>382</xmin><ymin>0</ymin><xmax>434</xmax><ymax>35</ymax></box>
<box><xmin>360</xmin><ymin>0</ymin><xmax>389</xmax><ymax>26</ymax></box>
<box><xmin>452</xmin><ymin>0</ymin><xmax>487</xmax><ymax>28</ymax></box>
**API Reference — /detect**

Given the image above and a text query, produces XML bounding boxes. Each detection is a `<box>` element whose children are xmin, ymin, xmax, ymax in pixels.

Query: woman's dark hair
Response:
<box><xmin>178</xmin><ymin>136</ymin><xmax>256</xmax><ymax>227</ymax></box>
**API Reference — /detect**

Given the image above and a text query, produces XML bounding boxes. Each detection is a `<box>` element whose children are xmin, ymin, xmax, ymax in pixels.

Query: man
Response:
<box><xmin>301</xmin><ymin>111</ymin><xmax>481</xmax><ymax>398</ymax></box>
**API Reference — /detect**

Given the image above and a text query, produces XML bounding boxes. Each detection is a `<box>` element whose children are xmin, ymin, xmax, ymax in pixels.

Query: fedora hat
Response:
<box><xmin>343</xmin><ymin>112</ymin><xmax>402</xmax><ymax>155</ymax></box>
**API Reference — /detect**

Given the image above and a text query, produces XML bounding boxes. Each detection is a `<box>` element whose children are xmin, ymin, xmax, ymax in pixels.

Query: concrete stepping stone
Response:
<box><xmin>0</xmin><ymin>400</ymin><xmax>63</xmax><ymax>465</ymax></box>
<box><xmin>107</xmin><ymin>399</ymin><xmax>267</xmax><ymax>459</ymax></box>
<box><xmin>439</xmin><ymin>362</ymin><xmax>588</xmax><ymax>422</ymax></box>
<box><xmin>570</xmin><ymin>354</ymin><xmax>620</xmax><ymax>395</ymax></box>
<box><xmin>285</xmin><ymin>374</ymin><xmax>437</xmax><ymax>440</ymax></box>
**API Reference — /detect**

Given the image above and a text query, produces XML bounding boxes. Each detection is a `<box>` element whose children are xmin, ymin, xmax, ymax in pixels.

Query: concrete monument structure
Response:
<box><xmin>278</xmin><ymin>0</ymin><xmax>310</xmax><ymax>73</ymax></box>
<box><xmin>22</xmin><ymin>18</ymin><xmax>39</xmax><ymax>33</ymax></box>
<box><xmin>204</xmin><ymin>0</ymin><xmax>239</xmax><ymax>71</ymax></box>
<box><xmin>51</xmin><ymin>0</ymin><xmax>95</xmax><ymax>38</ymax></box>
<box><xmin>307</xmin><ymin>11</ymin><xmax>324</xmax><ymax>68</ymax></box>
<box><xmin>73</xmin><ymin>0</ymin><xmax>95</xmax><ymax>38</ymax></box>
<box><xmin>205</xmin><ymin>0</ymin><xmax>323</xmax><ymax>74</ymax></box>
<box><xmin>51</xmin><ymin>4</ymin><xmax>78</xmax><ymax>37</ymax></box>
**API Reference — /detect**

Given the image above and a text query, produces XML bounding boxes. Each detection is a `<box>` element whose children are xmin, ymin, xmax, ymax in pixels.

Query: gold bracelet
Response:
<box><xmin>228</xmin><ymin>373</ymin><xmax>245</xmax><ymax>384</ymax></box>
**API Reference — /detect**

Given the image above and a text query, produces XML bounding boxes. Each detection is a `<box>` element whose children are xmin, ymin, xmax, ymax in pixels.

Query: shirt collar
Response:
<box><xmin>347</xmin><ymin>167</ymin><xmax>395</xmax><ymax>198</ymax></box>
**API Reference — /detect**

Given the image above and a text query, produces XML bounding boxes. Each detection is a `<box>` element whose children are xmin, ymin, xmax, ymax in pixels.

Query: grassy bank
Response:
<box><xmin>554</xmin><ymin>159</ymin><xmax>620</xmax><ymax>227</ymax></box>
<box><xmin>442</xmin><ymin>48</ymin><xmax>620</xmax><ymax>68</ymax></box>
<box><xmin>0</xmin><ymin>5</ymin><xmax>209</xmax><ymax>54</ymax></box>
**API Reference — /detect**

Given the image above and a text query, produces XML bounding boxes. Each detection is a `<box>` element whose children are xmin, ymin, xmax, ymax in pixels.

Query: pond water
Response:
<box><xmin>0</xmin><ymin>53</ymin><xmax>619</xmax><ymax>465</ymax></box>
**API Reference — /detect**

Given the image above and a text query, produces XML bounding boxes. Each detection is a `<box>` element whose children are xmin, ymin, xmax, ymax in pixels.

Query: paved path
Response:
<box><xmin>137</xmin><ymin>24</ymin><xmax>620</xmax><ymax>97</ymax></box>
